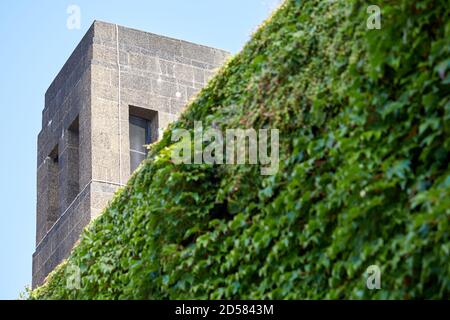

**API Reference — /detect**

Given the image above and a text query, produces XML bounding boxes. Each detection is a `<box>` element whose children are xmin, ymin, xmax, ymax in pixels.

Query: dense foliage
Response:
<box><xmin>32</xmin><ymin>0</ymin><xmax>449</xmax><ymax>299</ymax></box>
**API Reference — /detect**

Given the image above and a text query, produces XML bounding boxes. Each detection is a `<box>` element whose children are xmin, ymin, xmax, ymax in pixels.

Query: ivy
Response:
<box><xmin>31</xmin><ymin>0</ymin><xmax>449</xmax><ymax>300</ymax></box>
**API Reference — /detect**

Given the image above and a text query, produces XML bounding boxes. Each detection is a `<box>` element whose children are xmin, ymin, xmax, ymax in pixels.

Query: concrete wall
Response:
<box><xmin>33</xmin><ymin>20</ymin><xmax>230</xmax><ymax>288</ymax></box>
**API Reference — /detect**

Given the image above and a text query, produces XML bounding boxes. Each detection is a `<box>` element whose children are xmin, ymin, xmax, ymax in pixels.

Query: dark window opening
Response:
<box><xmin>47</xmin><ymin>145</ymin><xmax>59</xmax><ymax>227</ymax></box>
<box><xmin>129</xmin><ymin>115</ymin><xmax>151</xmax><ymax>172</ymax></box>
<box><xmin>66</xmin><ymin>116</ymin><xmax>80</xmax><ymax>206</ymax></box>
<box><xmin>129</xmin><ymin>106</ymin><xmax>158</xmax><ymax>173</ymax></box>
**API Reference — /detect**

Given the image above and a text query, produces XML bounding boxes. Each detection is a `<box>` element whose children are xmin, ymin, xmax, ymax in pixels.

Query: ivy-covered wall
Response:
<box><xmin>31</xmin><ymin>0</ymin><xmax>449</xmax><ymax>299</ymax></box>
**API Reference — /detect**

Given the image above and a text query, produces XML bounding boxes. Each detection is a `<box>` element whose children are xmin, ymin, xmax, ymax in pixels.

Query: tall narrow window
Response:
<box><xmin>47</xmin><ymin>145</ymin><xmax>60</xmax><ymax>227</ymax></box>
<box><xmin>66</xmin><ymin>117</ymin><xmax>80</xmax><ymax>206</ymax></box>
<box><xmin>129</xmin><ymin>115</ymin><xmax>151</xmax><ymax>173</ymax></box>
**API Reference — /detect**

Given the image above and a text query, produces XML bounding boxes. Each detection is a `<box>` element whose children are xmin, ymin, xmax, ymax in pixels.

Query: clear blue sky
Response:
<box><xmin>0</xmin><ymin>0</ymin><xmax>280</xmax><ymax>299</ymax></box>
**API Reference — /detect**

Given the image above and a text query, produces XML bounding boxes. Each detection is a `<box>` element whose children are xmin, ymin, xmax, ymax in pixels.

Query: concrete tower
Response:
<box><xmin>32</xmin><ymin>21</ymin><xmax>229</xmax><ymax>288</ymax></box>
